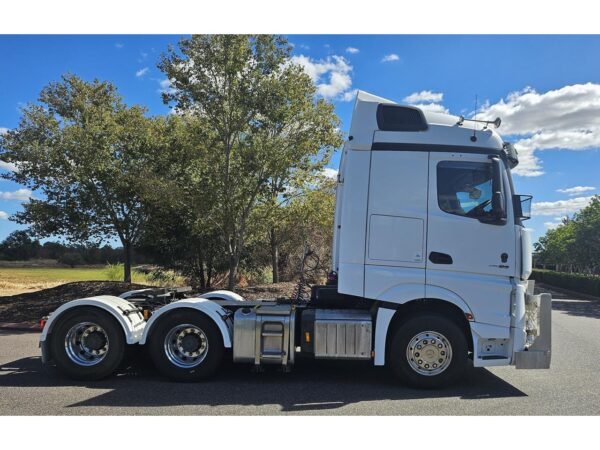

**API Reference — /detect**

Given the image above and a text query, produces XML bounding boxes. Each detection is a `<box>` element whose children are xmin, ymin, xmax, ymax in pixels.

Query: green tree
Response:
<box><xmin>534</xmin><ymin>195</ymin><xmax>600</xmax><ymax>273</ymax></box>
<box><xmin>0</xmin><ymin>230</ymin><xmax>41</xmax><ymax>261</ymax></box>
<box><xmin>534</xmin><ymin>219</ymin><xmax>576</xmax><ymax>270</ymax></box>
<box><xmin>572</xmin><ymin>195</ymin><xmax>600</xmax><ymax>272</ymax></box>
<box><xmin>0</xmin><ymin>74</ymin><xmax>158</xmax><ymax>282</ymax></box>
<box><xmin>159</xmin><ymin>35</ymin><xmax>341</xmax><ymax>288</ymax></box>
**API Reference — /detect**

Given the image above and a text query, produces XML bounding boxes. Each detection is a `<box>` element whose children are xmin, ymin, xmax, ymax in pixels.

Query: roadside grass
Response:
<box><xmin>0</xmin><ymin>265</ymin><xmax>185</xmax><ymax>296</ymax></box>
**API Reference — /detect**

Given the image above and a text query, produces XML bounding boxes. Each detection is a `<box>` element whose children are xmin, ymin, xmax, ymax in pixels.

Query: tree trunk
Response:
<box><xmin>227</xmin><ymin>253</ymin><xmax>239</xmax><ymax>290</ymax></box>
<box><xmin>123</xmin><ymin>241</ymin><xmax>132</xmax><ymax>283</ymax></box>
<box><xmin>198</xmin><ymin>256</ymin><xmax>206</xmax><ymax>290</ymax></box>
<box><xmin>206</xmin><ymin>256</ymin><xmax>213</xmax><ymax>289</ymax></box>
<box><xmin>270</xmin><ymin>227</ymin><xmax>279</xmax><ymax>284</ymax></box>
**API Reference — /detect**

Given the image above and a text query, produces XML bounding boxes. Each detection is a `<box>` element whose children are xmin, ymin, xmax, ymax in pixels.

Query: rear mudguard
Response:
<box><xmin>40</xmin><ymin>295</ymin><xmax>146</xmax><ymax>345</ymax></box>
<box><xmin>198</xmin><ymin>290</ymin><xmax>245</xmax><ymax>302</ymax></box>
<box><xmin>139</xmin><ymin>298</ymin><xmax>233</xmax><ymax>347</ymax></box>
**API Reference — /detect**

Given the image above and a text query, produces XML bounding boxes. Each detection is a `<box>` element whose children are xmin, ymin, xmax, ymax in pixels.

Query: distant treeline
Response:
<box><xmin>534</xmin><ymin>195</ymin><xmax>600</xmax><ymax>275</ymax></box>
<box><xmin>0</xmin><ymin>230</ymin><xmax>150</xmax><ymax>267</ymax></box>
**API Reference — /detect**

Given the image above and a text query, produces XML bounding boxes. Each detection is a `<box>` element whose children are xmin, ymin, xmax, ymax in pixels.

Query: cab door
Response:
<box><xmin>426</xmin><ymin>152</ymin><xmax>515</xmax><ymax>328</ymax></box>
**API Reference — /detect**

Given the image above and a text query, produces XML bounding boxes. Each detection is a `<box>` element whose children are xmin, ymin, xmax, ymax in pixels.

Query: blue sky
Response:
<box><xmin>2</xmin><ymin>35</ymin><xmax>600</xmax><ymax>243</ymax></box>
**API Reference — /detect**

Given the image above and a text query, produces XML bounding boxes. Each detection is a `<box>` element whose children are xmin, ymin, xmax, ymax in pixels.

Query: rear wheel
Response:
<box><xmin>50</xmin><ymin>307</ymin><xmax>125</xmax><ymax>381</ymax></box>
<box><xmin>388</xmin><ymin>313</ymin><xmax>468</xmax><ymax>388</ymax></box>
<box><xmin>148</xmin><ymin>310</ymin><xmax>224</xmax><ymax>382</ymax></box>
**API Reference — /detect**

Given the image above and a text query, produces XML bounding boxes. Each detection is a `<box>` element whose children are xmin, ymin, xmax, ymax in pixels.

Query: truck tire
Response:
<box><xmin>388</xmin><ymin>312</ymin><xmax>468</xmax><ymax>388</ymax></box>
<box><xmin>148</xmin><ymin>310</ymin><xmax>224</xmax><ymax>382</ymax></box>
<box><xmin>50</xmin><ymin>307</ymin><xmax>126</xmax><ymax>381</ymax></box>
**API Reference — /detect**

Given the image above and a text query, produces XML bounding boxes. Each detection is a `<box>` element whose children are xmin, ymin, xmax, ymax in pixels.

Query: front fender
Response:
<box><xmin>376</xmin><ymin>283</ymin><xmax>473</xmax><ymax>316</ymax></box>
<box><xmin>40</xmin><ymin>296</ymin><xmax>146</xmax><ymax>345</ymax></box>
<box><xmin>139</xmin><ymin>298</ymin><xmax>232</xmax><ymax>347</ymax></box>
<box><xmin>372</xmin><ymin>284</ymin><xmax>473</xmax><ymax>366</ymax></box>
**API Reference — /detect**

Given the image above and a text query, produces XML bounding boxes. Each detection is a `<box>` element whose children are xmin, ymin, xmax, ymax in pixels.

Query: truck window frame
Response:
<box><xmin>436</xmin><ymin>160</ymin><xmax>506</xmax><ymax>223</ymax></box>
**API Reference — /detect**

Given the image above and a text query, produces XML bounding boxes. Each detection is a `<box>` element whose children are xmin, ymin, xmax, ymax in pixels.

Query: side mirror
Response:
<box><xmin>481</xmin><ymin>156</ymin><xmax>507</xmax><ymax>225</ymax></box>
<box><xmin>492</xmin><ymin>191</ymin><xmax>506</xmax><ymax>220</ymax></box>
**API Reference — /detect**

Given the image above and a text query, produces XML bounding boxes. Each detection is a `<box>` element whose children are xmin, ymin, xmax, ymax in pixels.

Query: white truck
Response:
<box><xmin>39</xmin><ymin>91</ymin><xmax>551</xmax><ymax>388</ymax></box>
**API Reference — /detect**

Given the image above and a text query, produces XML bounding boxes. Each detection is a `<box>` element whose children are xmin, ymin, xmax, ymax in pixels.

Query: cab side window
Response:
<box><xmin>437</xmin><ymin>161</ymin><xmax>495</xmax><ymax>219</ymax></box>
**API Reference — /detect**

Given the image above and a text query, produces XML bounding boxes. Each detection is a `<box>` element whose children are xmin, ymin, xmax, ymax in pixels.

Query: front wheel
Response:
<box><xmin>388</xmin><ymin>313</ymin><xmax>468</xmax><ymax>388</ymax></box>
<box><xmin>148</xmin><ymin>310</ymin><xmax>224</xmax><ymax>382</ymax></box>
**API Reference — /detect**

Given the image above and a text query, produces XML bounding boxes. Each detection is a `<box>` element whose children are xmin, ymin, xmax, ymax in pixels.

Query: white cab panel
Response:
<box><xmin>368</xmin><ymin>215</ymin><xmax>424</xmax><ymax>263</ymax></box>
<box><xmin>364</xmin><ymin>150</ymin><xmax>428</xmax><ymax>300</ymax></box>
<box><xmin>365</xmin><ymin>150</ymin><xmax>428</xmax><ymax>269</ymax></box>
<box><xmin>337</xmin><ymin>149</ymin><xmax>371</xmax><ymax>297</ymax></box>
<box><xmin>426</xmin><ymin>152</ymin><xmax>516</xmax><ymax>329</ymax></box>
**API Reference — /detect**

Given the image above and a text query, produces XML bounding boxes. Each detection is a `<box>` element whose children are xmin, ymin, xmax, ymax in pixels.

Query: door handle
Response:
<box><xmin>429</xmin><ymin>252</ymin><xmax>453</xmax><ymax>264</ymax></box>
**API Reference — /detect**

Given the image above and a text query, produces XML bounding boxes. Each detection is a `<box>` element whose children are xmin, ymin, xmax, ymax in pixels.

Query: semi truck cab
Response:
<box><xmin>39</xmin><ymin>91</ymin><xmax>551</xmax><ymax>388</ymax></box>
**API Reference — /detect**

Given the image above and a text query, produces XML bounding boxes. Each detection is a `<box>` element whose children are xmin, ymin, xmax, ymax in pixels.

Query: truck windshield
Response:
<box><xmin>437</xmin><ymin>161</ymin><xmax>495</xmax><ymax>219</ymax></box>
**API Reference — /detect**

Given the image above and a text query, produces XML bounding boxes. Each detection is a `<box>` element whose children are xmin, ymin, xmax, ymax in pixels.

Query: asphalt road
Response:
<box><xmin>1</xmin><ymin>288</ymin><xmax>599</xmax><ymax>415</ymax></box>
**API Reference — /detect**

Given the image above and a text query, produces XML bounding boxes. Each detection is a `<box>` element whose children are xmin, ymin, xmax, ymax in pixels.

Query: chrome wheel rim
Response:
<box><xmin>164</xmin><ymin>324</ymin><xmax>208</xmax><ymax>368</ymax></box>
<box><xmin>64</xmin><ymin>322</ymin><xmax>109</xmax><ymax>366</ymax></box>
<box><xmin>406</xmin><ymin>330</ymin><xmax>452</xmax><ymax>376</ymax></box>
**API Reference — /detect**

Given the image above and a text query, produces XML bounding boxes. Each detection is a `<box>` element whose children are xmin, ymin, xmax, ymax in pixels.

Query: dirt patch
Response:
<box><xmin>234</xmin><ymin>282</ymin><xmax>298</xmax><ymax>300</ymax></box>
<box><xmin>0</xmin><ymin>280</ymin><xmax>301</xmax><ymax>323</ymax></box>
<box><xmin>0</xmin><ymin>281</ymin><xmax>150</xmax><ymax>323</ymax></box>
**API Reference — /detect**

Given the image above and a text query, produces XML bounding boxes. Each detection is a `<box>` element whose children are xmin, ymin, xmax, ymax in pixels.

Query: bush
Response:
<box><xmin>58</xmin><ymin>252</ymin><xmax>85</xmax><ymax>267</ymax></box>
<box><xmin>530</xmin><ymin>269</ymin><xmax>600</xmax><ymax>297</ymax></box>
<box><xmin>103</xmin><ymin>263</ymin><xmax>125</xmax><ymax>281</ymax></box>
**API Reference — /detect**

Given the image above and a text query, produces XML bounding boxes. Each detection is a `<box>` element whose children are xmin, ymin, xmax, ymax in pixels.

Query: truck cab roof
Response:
<box><xmin>348</xmin><ymin>90</ymin><xmax>510</xmax><ymax>161</ymax></box>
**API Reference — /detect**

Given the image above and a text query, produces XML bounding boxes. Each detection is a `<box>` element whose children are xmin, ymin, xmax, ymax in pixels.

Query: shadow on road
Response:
<box><xmin>535</xmin><ymin>283</ymin><xmax>600</xmax><ymax>320</ymax></box>
<box><xmin>0</xmin><ymin>354</ymin><xmax>526</xmax><ymax>413</ymax></box>
<box><xmin>552</xmin><ymin>299</ymin><xmax>600</xmax><ymax>319</ymax></box>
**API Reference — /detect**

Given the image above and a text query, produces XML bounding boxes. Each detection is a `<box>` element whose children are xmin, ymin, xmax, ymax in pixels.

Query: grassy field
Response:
<box><xmin>0</xmin><ymin>266</ymin><xmax>161</xmax><ymax>296</ymax></box>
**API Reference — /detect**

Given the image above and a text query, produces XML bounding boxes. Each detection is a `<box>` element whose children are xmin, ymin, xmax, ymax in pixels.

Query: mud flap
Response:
<box><xmin>514</xmin><ymin>292</ymin><xmax>552</xmax><ymax>369</ymax></box>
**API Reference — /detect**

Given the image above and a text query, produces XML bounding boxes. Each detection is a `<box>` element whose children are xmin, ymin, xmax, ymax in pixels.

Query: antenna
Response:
<box><xmin>471</xmin><ymin>95</ymin><xmax>478</xmax><ymax>142</ymax></box>
<box><xmin>456</xmin><ymin>94</ymin><xmax>502</xmax><ymax>133</ymax></box>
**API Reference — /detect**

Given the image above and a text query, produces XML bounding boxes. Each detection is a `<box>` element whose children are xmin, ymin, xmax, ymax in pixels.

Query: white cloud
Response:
<box><xmin>557</xmin><ymin>186</ymin><xmax>596</xmax><ymax>196</ymax></box>
<box><xmin>0</xmin><ymin>188</ymin><xmax>33</xmax><ymax>201</ymax></box>
<box><xmin>411</xmin><ymin>103</ymin><xmax>449</xmax><ymax>114</ymax></box>
<box><xmin>135</xmin><ymin>67</ymin><xmax>149</xmax><ymax>77</ymax></box>
<box><xmin>381</xmin><ymin>53</ymin><xmax>400</xmax><ymax>63</ymax></box>
<box><xmin>322</xmin><ymin>168</ymin><xmax>338</xmax><ymax>179</ymax></box>
<box><xmin>115</xmin><ymin>43</ymin><xmax>124</xmax><ymax>49</ymax></box>
<box><xmin>402</xmin><ymin>91</ymin><xmax>448</xmax><ymax>114</ymax></box>
<box><xmin>403</xmin><ymin>91</ymin><xmax>443</xmax><ymax>104</ymax></box>
<box><xmin>342</xmin><ymin>89</ymin><xmax>358</xmax><ymax>102</ymax></box>
<box><xmin>544</xmin><ymin>217</ymin><xmax>566</xmax><ymax>230</ymax></box>
<box><xmin>0</xmin><ymin>161</ymin><xmax>17</xmax><ymax>172</ymax></box>
<box><xmin>0</xmin><ymin>211</ymin><xmax>8</xmax><ymax>220</ymax></box>
<box><xmin>0</xmin><ymin>127</ymin><xmax>8</xmax><ymax>135</ymax></box>
<box><xmin>291</xmin><ymin>55</ymin><xmax>354</xmax><ymax>101</ymax></box>
<box><xmin>532</xmin><ymin>196</ymin><xmax>594</xmax><ymax>216</ymax></box>
<box><xmin>479</xmin><ymin>83</ymin><xmax>600</xmax><ymax>177</ymax></box>
<box><xmin>346</xmin><ymin>47</ymin><xmax>359</xmax><ymax>54</ymax></box>
<box><xmin>158</xmin><ymin>78</ymin><xmax>176</xmax><ymax>95</ymax></box>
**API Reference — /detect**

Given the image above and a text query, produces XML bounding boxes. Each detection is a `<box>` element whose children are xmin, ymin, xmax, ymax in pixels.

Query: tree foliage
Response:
<box><xmin>0</xmin><ymin>75</ymin><xmax>160</xmax><ymax>281</ymax></box>
<box><xmin>534</xmin><ymin>195</ymin><xmax>600</xmax><ymax>273</ymax></box>
<box><xmin>159</xmin><ymin>35</ymin><xmax>342</xmax><ymax>288</ymax></box>
<box><xmin>0</xmin><ymin>35</ymin><xmax>344</xmax><ymax>289</ymax></box>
